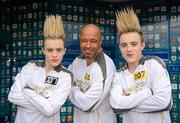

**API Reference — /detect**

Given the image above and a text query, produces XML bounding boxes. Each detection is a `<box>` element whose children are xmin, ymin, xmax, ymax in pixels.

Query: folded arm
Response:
<box><xmin>23</xmin><ymin>74</ymin><xmax>72</xmax><ymax>117</ymax></box>
<box><xmin>8</xmin><ymin>64</ymin><xmax>37</xmax><ymax>110</ymax></box>
<box><xmin>134</xmin><ymin>66</ymin><xmax>172</xmax><ymax>113</ymax></box>
<box><xmin>110</xmin><ymin>73</ymin><xmax>152</xmax><ymax>113</ymax></box>
<box><xmin>69</xmin><ymin>65</ymin><xmax>104</xmax><ymax>111</ymax></box>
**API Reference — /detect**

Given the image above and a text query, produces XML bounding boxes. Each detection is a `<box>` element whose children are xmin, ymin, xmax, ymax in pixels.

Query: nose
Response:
<box><xmin>127</xmin><ymin>45</ymin><xmax>132</xmax><ymax>52</ymax></box>
<box><xmin>86</xmin><ymin>41</ymin><xmax>91</xmax><ymax>48</ymax></box>
<box><xmin>53</xmin><ymin>51</ymin><xmax>57</xmax><ymax>57</ymax></box>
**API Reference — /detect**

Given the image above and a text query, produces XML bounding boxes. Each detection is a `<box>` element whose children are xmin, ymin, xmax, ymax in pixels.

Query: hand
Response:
<box><xmin>26</xmin><ymin>83</ymin><xmax>45</xmax><ymax>94</ymax></box>
<box><xmin>122</xmin><ymin>89</ymin><xmax>130</xmax><ymax>96</ymax></box>
<box><xmin>25</xmin><ymin>83</ymin><xmax>49</xmax><ymax>98</ymax></box>
<box><xmin>74</xmin><ymin>80</ymin><xmax>91</xmax><ymax>93</ymax></box>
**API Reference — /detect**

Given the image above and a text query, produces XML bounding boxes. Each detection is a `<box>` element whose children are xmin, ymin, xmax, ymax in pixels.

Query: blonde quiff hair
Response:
<box><xmin>43</xmin><ymin>15</ymin><xmax>65</xmax><ymax>40</ymax></box>
<box><xmin>116</xmin><ymin>7</ymin><xmax>141</xmax><ymax>34</ymax></box>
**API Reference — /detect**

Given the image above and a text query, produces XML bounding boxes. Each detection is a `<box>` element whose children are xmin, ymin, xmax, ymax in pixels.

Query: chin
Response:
<box><xmin>126</xmin><ymin>58</ymin><xmax>136</xmax><ymax>64</ymax></box>
<box><xmin>52</xmin><ymin>63</ymin><xmax>60</xmax><ymax>67</ymax></box>
<box><xmin>84</xmin><ymin>55</ymin><xmax>92</xmax><ymax>59</ymax></box>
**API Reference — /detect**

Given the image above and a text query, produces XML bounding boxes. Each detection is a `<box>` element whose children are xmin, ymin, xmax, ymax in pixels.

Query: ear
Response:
<box><xmin>100</xmin><ymin>40</ymin><xmax>102</xmax><ymax>45</ymax></box>
<box><xmin>63</xmin><ymin>48</ymin><xmax>66</xmax><ymax>55</ymax></box>
<box><xmin>141</xmin><ymin>42</ymin><xmax>145</xmax><ymax>50</ymax></box>
<box><xmin>99</xmin><ymin>35</ymin><xmax>102</xmax><ymax>45</ymax></box>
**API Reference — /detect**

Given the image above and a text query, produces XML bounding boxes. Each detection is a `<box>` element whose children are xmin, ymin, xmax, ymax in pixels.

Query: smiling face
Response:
<box><xmin>119</xmin><ymin>32</ymin><xmax>145</xmax><ymax>68</ymax></box>
<box><xmin>80</xmin><ymin>24</ymin><xmax>102</xmax><ymax>65</ymax></box>
<box><xmin>42</xmin><ymin>38</ymin><xmax>66</xmax><ymax>71</ymax></box>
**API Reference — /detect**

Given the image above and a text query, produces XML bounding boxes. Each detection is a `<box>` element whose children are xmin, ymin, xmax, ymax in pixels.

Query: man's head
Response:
<box><xmin>116</xmin><ymin>8</ymin><xmax>145</xmax><ymax>66</ymax></box>
<box><xmin>80</xmin><ymin>24</ymin><xmax>102</xmax><ymax>65</ymax></box>
<box><xmin>42</xmin><ymin>15</ymin><xmax>66</xmax><ymax>70</ymax></box>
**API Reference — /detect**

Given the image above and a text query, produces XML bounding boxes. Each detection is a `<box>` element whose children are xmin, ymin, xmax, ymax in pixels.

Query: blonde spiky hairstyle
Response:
<box><xmin>116</xmin><ymin>7</ymin><xmax>141</xmax><ymax>34</ymax></box>
<box><xmin>43</xmin><ymin>15</ymin><xmax>65</xmax><ymax>40</ymax></box>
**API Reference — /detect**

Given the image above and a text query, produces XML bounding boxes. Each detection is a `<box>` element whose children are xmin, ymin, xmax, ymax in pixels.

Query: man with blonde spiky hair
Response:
<box><xmin>110</xmin><ymin>8</ymin><xmax>172</xmax><ymax>123</ymax></box>
<box><xmin>8</xmin><ymin>15</ymin><xmax>73</xmax><ymax>123</ymax></box>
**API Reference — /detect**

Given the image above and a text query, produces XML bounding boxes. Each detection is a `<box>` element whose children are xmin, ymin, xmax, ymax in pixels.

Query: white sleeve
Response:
<box><xmin>110</xmin><ymin>72</ymin><xmax>152</xmax><ymax>111</ymax></box>
<box><xmin>8</xmin><ymin>63</ymin><xmax>37</xmax><ymax>110</ymax></box>
<box><xmin>134</xmin><ymin>60</ymin><xmax>172</xmax><ymax>112</ymax></box>
<box><xmin>69</xmin><ymin>65</ymin><xmax>103</xmax><ymax>111</ymax></box>
<box><xmin>23</xmin><ymin>74</ymin><xmax>72</xmax><ymax>117</ymax></box>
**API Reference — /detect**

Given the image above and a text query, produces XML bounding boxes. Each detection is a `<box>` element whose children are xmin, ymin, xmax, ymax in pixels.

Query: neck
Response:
<box><xmin>45</xmin><ymin>63</ymin><xmax>54</xmax><ymax>75</ymax></box>
<box><xmin>127</xmin><ymin>60</ymin><xmax>139</xmax><ymax>73</ymax></box>
<box><xmin>128</xmin><ymin>55</ymin><xmax>143</xmax><ymax>73</ymax></box>
<box><xmin>86</xmin><ymin>59</ymin><xmax>94</xmax><ymax>66</ymax></box>
<box><xmin>128</xmin><ymin>64</ymin><xmax>138</xmax><ymax>73</ymax></box>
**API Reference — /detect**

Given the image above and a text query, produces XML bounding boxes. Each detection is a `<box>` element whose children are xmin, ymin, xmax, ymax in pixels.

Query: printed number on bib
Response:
<box><xmin>134</xmin><ymin>70</ymin><xmax>147</xmax><ymax>81</ymax></box>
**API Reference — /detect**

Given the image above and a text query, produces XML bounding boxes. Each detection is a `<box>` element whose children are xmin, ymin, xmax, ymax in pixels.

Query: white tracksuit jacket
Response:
<box><xmin>110</xmin><ymin>56</ymin><xmax>172</xmax><ymax>123</ymax></box>
<box><xmin>8</xmin><ymin>61</ymin><xmax>73</xmax><ymax>123</ymax></box>
<box><xmin>68</xmin><ymin>50</ymin><xmax>117</xmax><ymax>123</ymax></box>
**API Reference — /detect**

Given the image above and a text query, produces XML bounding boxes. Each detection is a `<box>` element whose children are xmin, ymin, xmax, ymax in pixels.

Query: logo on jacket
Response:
<box><xmin>84</xmin><ymin>72</ymin><xmax>90</xmax><ymax>80</ymax></box>
<box><xmin>45</xmin><ymin>76</ymin><xmax>59</xmax><ymax>85</ymax></box>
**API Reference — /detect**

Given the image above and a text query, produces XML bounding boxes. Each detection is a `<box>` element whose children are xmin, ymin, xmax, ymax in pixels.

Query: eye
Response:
<box><xmin>120</xmin><ymin>43</ymin><xmax>126</xmax><ymax>48</ymax></box>
<box><xmin>91</xmin><ymin>39</ymin><xmax>96</xmax><ymax>43</ymax></box>
<box><xmin>132</xmin><ymin>42</ymin><xmax>138</xmax><ymax>46</ymax></box>
<box><xmin>81</xmin><ymin>39</ymin><xmax>87</xmax><ymax>43</ymax></box>
<box><xmin>47</xmin><ymin>49</ymin><xmax>53</xmax><ymax>52</ymax></box>
<box><xmin>56</xmin><ymin>48</ymin><xmax>62</xmax><ymax>52</ymax></box>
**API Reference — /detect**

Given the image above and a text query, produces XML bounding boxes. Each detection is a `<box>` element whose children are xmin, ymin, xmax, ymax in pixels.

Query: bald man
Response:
<box><xmin>68</xmin><ymin>24</ymin><xmax>117</xmax><ymax>123</ymax></box>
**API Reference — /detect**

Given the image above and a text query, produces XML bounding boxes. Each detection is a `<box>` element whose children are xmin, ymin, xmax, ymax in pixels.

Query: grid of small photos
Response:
<box><xmin>169</xmin><ymin>4</ymin><xmax>180</xmax><ymax>123</ymax></box>
<box><xmin>137</xmin><ymin>5</ymin><xmax>169</xmax><ymax>61</ymax></box>
<box><xmin>0</xmin><ymin>49</ymin><xmax>11</xmax><ymax>123</ymax></box>
<box><xmin>0</xmin><ymin>2</ymin><xmax>11</xmax><ymax>123</ymax></box>
<box><xmin>11</xmin><ymin>1</ymin><xmax>48</xmax><ymax>60</ymax></box>
<box><xmin>55</xmin><ymin>2</ymin><xmax>116</xmax><ymax>44</ymax></box>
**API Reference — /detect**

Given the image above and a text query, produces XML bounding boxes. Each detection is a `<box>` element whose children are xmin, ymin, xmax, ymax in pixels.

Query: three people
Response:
<box><xmin>8</xmin><ymin>15</ymin><xmax>73</xmax><ymax>123</ymax></box>
<box><xmin>68</xmin><ymin>24</ymin><xmax>117</xmax><ymax>123</ymax></box>
<box><xmin>110</xmin><ymin>8</ymin><xmax>172</xmax><ymax>123</ymax></box>
<box><xmin>8</xmin><ymin>8</ymin><xmax>172</xmax><ymax>123</ymax></box>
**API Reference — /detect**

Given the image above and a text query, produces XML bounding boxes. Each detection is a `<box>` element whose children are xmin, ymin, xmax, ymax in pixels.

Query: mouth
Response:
<box><xmin>51</xmin><ymin>59</ymin><xmax>58</xmax><ymax>62</ymax></box>
<box><xmin>84</xmin><ymin>49</ymin><xmax>93</xmax><ymax>55</ymax></box>
<box><xmin>85</xmin><ymin>49</ymin><xmax>92</xmax><ymax>53</ymax></box>
<box><xmin>127</xmin><ymin>54</ymin><xmax>133</xmax><ymax>57</ymax></box>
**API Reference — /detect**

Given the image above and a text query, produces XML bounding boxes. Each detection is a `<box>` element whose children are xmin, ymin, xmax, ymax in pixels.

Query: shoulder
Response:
<box><xmin>59</xmin><ymin>65</ymin><xmax>74</xmax><ymax>85</ymax></box>
<box><xmin>143</xmin><ymin>56</ymin><xmax>166</xmax><ymax>69</ymax></box>
<box><xmin>59</xmin><ymin>65</ymin><xmax>74</xmax><ymax>79</ymax></box>
<box><xmin>104</xmin><ymin>53</ymin><xmax>115</xmax><ymax>66</ymax></box>
<box><xmin>61</xmin><ymin>65</ymin><xmax>73</xmax><ymax>75</ymax></box>
<box><xmin>97</xmin><ymin>52</ymin><xmax>115</xmax><ymax>72</ymax></box>
<box><xmin>117</xmin><ymin>63</ymin><xmax>128</xmax><ymax>73</ymax></box>
<box><xmin>28</xmin><ymin>60</ymin><xmax>45</xmax><ymax>67</ymax></box>
<box><xmin>71</xmin><ymin>55</ymin><xmax>84</xmax><ymax>65</ymax></box>
<box><xmin>21</xmin><ymin>60</ymin><xmax>43</xmax><ymax>72</ymax></box>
